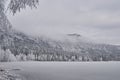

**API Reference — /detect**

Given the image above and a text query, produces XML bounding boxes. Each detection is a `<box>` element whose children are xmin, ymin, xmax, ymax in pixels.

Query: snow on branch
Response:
<box><xmin>7</xmin><ymin>0</ymin><xmax>39</xmax><ymax>15</ymax></box>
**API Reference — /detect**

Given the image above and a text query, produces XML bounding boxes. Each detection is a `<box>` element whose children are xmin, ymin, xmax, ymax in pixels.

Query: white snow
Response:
<box><xmin>1</xmin><ymin>61</ymin><xmax>120</xmax><ymax>80</ymax></box>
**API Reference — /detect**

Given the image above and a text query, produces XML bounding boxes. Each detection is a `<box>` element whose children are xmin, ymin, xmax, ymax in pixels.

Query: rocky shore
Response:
<box><xmin>0</xmin><ymin>68</ymin><xmax>22</xmax><ymax>80</ymax></box>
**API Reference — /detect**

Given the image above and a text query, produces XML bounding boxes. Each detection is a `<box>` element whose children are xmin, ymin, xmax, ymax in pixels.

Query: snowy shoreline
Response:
<box><xmin>0</xmin><ymin>67</ymin><xmax>22</xmax><ymax>80</ymax></box>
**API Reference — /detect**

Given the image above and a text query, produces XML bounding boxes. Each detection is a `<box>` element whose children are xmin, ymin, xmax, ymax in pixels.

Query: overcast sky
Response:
<box><xmin>8</xmin><ymin>0</ymin><xmax>120</xmax><ymax>45</ymax></box>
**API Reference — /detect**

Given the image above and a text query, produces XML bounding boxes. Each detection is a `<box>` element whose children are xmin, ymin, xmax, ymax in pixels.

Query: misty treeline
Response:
<box><xmin>0</xmin><ymin>34</ymin><xmax>120</xmax><ymax>62</ymax></box>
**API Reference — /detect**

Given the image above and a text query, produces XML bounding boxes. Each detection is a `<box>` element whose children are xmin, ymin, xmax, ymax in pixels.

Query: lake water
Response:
<box><xmin>1</xmin><ymin>61</ymin><xmax>120</xmax><ymax>80</ymax></box>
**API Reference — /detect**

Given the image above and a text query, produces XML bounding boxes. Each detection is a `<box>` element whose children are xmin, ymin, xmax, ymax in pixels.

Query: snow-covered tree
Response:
<box><xmin>0</xmin><ymin>0</ymin><xmax>39</xmax><ymax>62</ymax></box>
<box><xmin>0</xmin><ymin>48</ymin><xmax>16</xmax><ymax>62</ymax></box>
<box><xmin>0</xmin><ymin>0</ymin><xmax>39</xmax><ymax>31</ymax></box>
<box><xmin>16</xmin><ymin>53</ymin><xmax>27</xmax><ymax>61</ymax></box>
<box><xmin>0</xmin><ymin>0</ymin><xmax>39</xmax><ymax>14</ymax></box>
<box><xmin>8</xmin><ymin>0</ymin><xmax>39</xmax><ymax>14</ymax></box>
<box><xmin>26</xmin><ymin>52</ymin><xmax>35</xmax><ymax>61</ymax></box>
<box><xmin>6</xmin><ymin>49</ymin><xmax>17</xmax><ymax>62</ymax></box>
<box><xmin>16</xmin><ymin>54</ymin><xmax>21</xmax><ymax>61</ymax></box>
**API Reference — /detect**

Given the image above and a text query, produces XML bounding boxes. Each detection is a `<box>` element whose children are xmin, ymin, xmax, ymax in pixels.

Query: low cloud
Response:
<box><xmin>8</xmin><ymin>0</ymin><xmax>120</xmax><ymax>45</ymax></box>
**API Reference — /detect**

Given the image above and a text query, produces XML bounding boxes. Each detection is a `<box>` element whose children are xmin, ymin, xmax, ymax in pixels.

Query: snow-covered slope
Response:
<box><xmin>45</xmin><ymin>33</ymin><xmax>120</xmax><ymax>61</ymax></box>
<box><xmin>0</xmin><ymin>17</ymin><xmax>120</xmax><ymax>61</ymax></box>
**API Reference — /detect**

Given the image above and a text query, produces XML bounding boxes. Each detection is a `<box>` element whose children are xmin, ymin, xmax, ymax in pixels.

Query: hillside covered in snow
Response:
<box><xmin>0</xmin><ymin>5</ymin><xmax>120</xmax><ymax>61</ymax></box>
<box><xmin>0</xmin><ymin>19</ymin><xmax>120</xmax><ymax>62</ymax></box>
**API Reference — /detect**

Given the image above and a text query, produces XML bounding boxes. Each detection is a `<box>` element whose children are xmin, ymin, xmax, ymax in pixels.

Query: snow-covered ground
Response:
<box><xmin>1</xmin><ymin>61</ymin><xmax>120</xmax><ymax>80</ymax></box>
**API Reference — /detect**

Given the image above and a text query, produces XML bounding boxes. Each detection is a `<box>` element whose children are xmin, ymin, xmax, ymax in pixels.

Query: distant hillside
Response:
<box><xmin>0</xmin><ymin>13</ymin><xmax>120</xmax><ymax>61</ymax></box>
